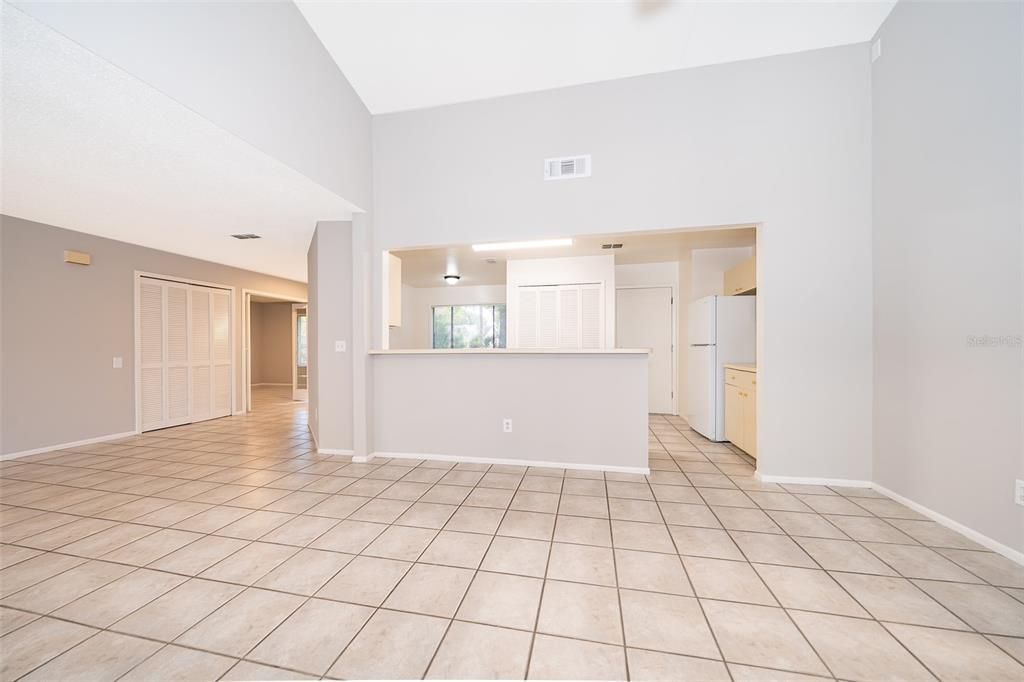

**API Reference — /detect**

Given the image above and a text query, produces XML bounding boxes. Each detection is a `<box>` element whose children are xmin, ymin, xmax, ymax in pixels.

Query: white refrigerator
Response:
<box><xmin>686</xmin><ymin>295</ymin><xmax>756</xmax><ymax>441</ymax></box>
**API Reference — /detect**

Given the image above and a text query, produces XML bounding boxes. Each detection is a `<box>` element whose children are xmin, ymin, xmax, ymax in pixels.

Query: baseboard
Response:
<box><xmin>756</xmin><ymin>473</ymin><xmax>874</xmax><ymax>488</ymax></box>
<box><xmin>352</xmin><ymin>454</ymin><xmax>375</xmax><ymax>463</ymax></box>
<box><xmin>318</xmin><ymin>447</ymin><xmax>355</xmax><ymax>457</ymax></box>
<box><xmin>872</xmin><ymin>483</ymin><xmax>1024</xmax><ymax>566</ymax></box>
<box><xmin>372</xmin><ymin>451</ymin><xmax>650</xmax><ymax>475</ymax></box>
<box><xmin>251</xmin><ymin>383</ymin><xmax>291</xmax><ymax>387</ymax></box>
<box><xmin>0</xmin><ymin>431</ymin><xmax>138</xmax><ymax>461</ymax></box>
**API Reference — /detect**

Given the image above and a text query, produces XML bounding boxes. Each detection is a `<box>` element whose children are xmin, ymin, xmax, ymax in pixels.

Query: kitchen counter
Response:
<box><xmin>724</xmin><ymin>362</ymin><xmax>757</xmax><ymax>372</ymax></box>
<box><xmin>370</xmin><ymin>348</ymin><xmax>649</xmax><ymax>355</ymax></box>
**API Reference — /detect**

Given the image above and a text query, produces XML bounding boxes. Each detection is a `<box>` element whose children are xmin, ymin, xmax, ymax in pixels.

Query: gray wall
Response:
<box><xmin>251</xmin><ymin>302</ymin><xmax>293</xmax><ymax>384</ymax></box>
<box><xmin>872</xmin><ymin>1</ymin><xmax>1024</xmax><ymax>552</ymax></box>
<box><xmin>372</xmin><ymin>352</ymin><xmax>649</xmax><ymax>470</ymax></box>
<box><xmin>12</xmin><ymin>0</ymin><xmax>372</xmax><ymax>209</ymax></box>
<box><xmin>307</xmin><ymin>221</ymin><xmax>354</xmax><ymax>452</ymax></box>
<box><xmin>372</xmin><ymin>44</ymin><xmax>874</xmax><ymax>482</ymax></box>
<box><xmin>0</xmin><ymin>215</ymin><xmax>306</xmax><ymax>455</ymax></box>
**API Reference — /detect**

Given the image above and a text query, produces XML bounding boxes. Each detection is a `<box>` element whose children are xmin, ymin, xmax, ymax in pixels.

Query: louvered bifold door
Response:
<box><xmin>211</xmin><ymin>290</ymin><xmax>232</xmax><ymax>418</ymax></box>
<box><xmin>537</xmin><ymin>287</ymin><xmax>558</xmax><ymax>348</ymax></box>
<box><xmin>558</xmin><ymin>286</ymin><xmax>580</xmax><ymax>348</ymax></box>
<box><xmin>165</xmin><ymin>283</ymin><xmax>191</xmax><ymax>426</ymax></box>
<box><xmin>139</xmin><ymin>279</ymin><xmax>165</xmax><ymax>430</ymax></box>
<box><xmin>190</xmin><ymin>286</ymin><xmax>212</xmax><ymax>421</ymax></box>
<box><xmin>580</xmin><ymin>284</ymin><xmax>603</xmax><ymax>349</ymax></box>
<box><xmin>517</xmin><ymin>287</ymin><xmax>538</xmax><ymax>348</ymax></box>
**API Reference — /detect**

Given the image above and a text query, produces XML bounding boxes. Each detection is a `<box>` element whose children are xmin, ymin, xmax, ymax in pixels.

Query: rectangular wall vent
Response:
<box><xmin>231</xmin><ymin>233</ymin><xmax>261</xmax><ymax>240</ymax></box>
<box><xmin>544</xmin><ymin>155</ymin><xmax>591</xmax><ymax>181</ymax></box>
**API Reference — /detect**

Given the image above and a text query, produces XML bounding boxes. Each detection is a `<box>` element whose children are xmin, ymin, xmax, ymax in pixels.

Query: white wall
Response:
<box><xmin>872</xmin><ymin>1</ymin><xmax>1023</xmax><ymax>553</ymax></box>
<box><xmin>389</xmin><ymin>284</ymin><xmax>507</xmax><ymax>350</ymax></box>
<box><xmin>13</xmin><ymin>0</ymin><xmax>372</xmax><ymax>209</ymax></box>
<box><xmin>506</xmin><ymin>255</ymin><xmax>616</xmax><ymax>348</ymax></box>
<box><xmin>372</xmin><ymin>43</ymin><xmax>874</xmax><ymax>481</ymax></box>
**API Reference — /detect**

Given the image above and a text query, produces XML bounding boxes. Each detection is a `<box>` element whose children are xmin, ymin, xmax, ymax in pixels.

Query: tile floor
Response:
<box><xmin>1</xmin><ymin>386</ymin><xmax>1022</xmax><ymax>681</ymax></box>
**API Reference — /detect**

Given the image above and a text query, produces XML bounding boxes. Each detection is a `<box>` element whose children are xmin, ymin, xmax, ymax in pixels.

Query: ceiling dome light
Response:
<box><xmin>443</xmin><ymin>274</ymin><xmax>461</xmax><ymax>284</ymax></box>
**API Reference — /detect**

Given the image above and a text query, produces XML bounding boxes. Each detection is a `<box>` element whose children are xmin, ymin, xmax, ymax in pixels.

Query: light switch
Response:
<box><xmin>335</xmin><ymin>341</ymin><xmax>347</xmax><ymax>353</ymax></box>
<box><xmin>112</xmin><ymin>356</ymin><xmax>123</xmax><ymax>369</ymax></box>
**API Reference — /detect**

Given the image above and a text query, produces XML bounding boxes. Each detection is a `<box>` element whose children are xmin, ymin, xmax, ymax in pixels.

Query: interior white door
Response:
<box><xmin>616</xmin><ymin>287</ymin><xmax>673</xmax><ymax>414</ymax></box>
<box><xmin>164</xmin><ymin>283</ymin><xmax>191</xmax><ymax>426</ymax></box>
<box><xmin>292</xmin><ymin>304</ymin><xmax>308</xmax><ymax>401</ymax></box>
<box><xmin>211</xmin><ymin>290</ymin><xmax>232</xmax><ymax>418</ymax></box>
<box><xmin>138</xmin><ymin>279</ymin><xmax>165</xmax><ymax>431</ymax></box>
<box><xmin>686</xmin><ymin>345</ymin><xmax>718</xmax><ymax>440</ymax></box>
<box><xmin>190</xmin><ymin>287</ymin><xmax>212</xmax><ymax>421</ymax></box>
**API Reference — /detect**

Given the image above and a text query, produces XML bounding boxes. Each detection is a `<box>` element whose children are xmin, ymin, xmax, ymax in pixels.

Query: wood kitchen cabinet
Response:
<box><xmin>724</xmin><ymin>255</ymin><xmax>756</xmax><ymax>296</ymax></box>
<box><xmin>724</xmin><ymin>365</ymin><xmax>757</xmax><ymax>458</ymax></box>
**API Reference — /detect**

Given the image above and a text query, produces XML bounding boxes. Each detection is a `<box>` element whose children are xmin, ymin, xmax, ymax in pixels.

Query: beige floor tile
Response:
<box><xmin>853</xmin><ymin>498</ymin><xmax>928</xmax><ymax>520</ymax></box>
<box><xmin>113</xmin><ymin>577</ymin><xmax>244</xmax><ymax>641</ymax></box>
<box><xmin>257</xmin><ymin>514</ymin><xmax>338</xmax><ymax>546</ymax></box>
<box><xmin>304</xmin><ymin>493</ymin><xmax>368</xmax><ymax>519</ymax></box>
<box><xmin>615</xmin><ymin>548</ymin><xmax>691</xmax><ymax>595</ymax></box>
<box><xmin>175</xmin><ymin>587</ymin><xmax>303</xmax><ymax>657</ymax></box>
<box><xmin>547</xmin><ymin>542</ymin><xmax>617</xmax><ymax>586</ymax></box>
<box><xmin>52</xmin><ymin>568</ymin><xmax>187</xmax><ymax>627</ymax></box>
<box><xmin>823</xmin><ymin>515</ymin><xmax>917</xmax><ymax>544</ymax></box>
<box><xmin>701</xmin><ymin>600</ymin><xmax>828</xmax><ymax>676</ymax></box>
<box><xmin>670</xmin><ymin>526</ymin><xmax>745</xmax><ymax>560</ymax></box>
<box><xmin>831</xmin><ymin>572</ymin><xmax>968</xmax><ymax>629</ymax></box>
<box><xmin>247</xmin><ymin>598</ymin><xmax>373</xmax><ymax>675</ymax></box>
<box><xmin>527</xmin><ymin>633</ymin><xmax>627</xmax><ymax>680</ymax></box>
<box><xmin>463</xmin><ymin>487</ymin><xmax>515</xmax><ymax>509</ymax></box>
<box><xmin>511</xmin><ymin>490</ymin><xmax>560</xmax><ymax>514</ymax></box>
<box><xmin>796</xmin><ymin>494</ymin><xmax>873</xmax><ymax>516</ymax></box>
<box><xmin>683</xmin><ymin>556</ymin><xmax>777</xmax><ymax>606</ymax></box>
<box><xmin>652</xmin><ymin>483</ymin><xmax>703</xmax><ymax>503</ymax></box>
<box><xmin>170</xmin><ymin>505</ymin><xmax>251</xmax><ymax>533</ymax></box>
<box><xmin>223</xmin><ymin>660</ymin><xmax>316</xmax><ymax>680</ymax></box>
<box><xmin>886</xmin><ymin>519</ymin><xmax>985</xmax><ymax>550</ymax></box>
<box><xmin>713</xmin><ymin>507</ymin><xmax>783</xmax><ymax>534</ymax></box>
<box><xmin>148</xmin><ymin>534</ymin><xmax>248</xmax><ymax>576</ymax></box>
<box><xmin>990</xmin><ymin>635</ymin><xmax>1024</xmax><ymax>665</ymax></box>
<box><xmin>537</xmin><ymin>579</ymin><xmax>623</xmax><ymax>645</ymax></box>
<box><xmin>101</xmin><ymin>528</ymin><xmax>202</xmax><ymax>565</ymax></box>
<box><xmin>937</xmin><ymin>548</ymin><xmax>1024</xmax><ymax>588</ymax></box>
<box><xmin>132</xmin><ymin>500</ymin><xmax>212</xmax><ymax>527</ymax></box>
<box><xmin>1</xmin><ymin>512</ymin><xmax>79</xmax><ymax>543</ymax></box>
<box><xmin>0</xmin><ymin>544</ymin><xmax>41</xmax><ymax>570</ymax></box>
<box><xmin>316</xmin><ymin>555</ymin><xmax>410</xmax><ymax>606</ymax></box>
<box><xmin>660</xmin><ymin>502</ymin><xmax>722</xmax><ymax>528</ymax></box>
<box><xmin>477</xmin><ymin>473</ymin><xmax>523</xmax><ymax>490</ymax></box>
<box><xmin>497</xmin><ymin>510</ymin><xmax>556</xmax><ymax>540</ymax></box>
<box><xmin>790</xmin><ymin>611</ymin><xmax>935</xmax><ymax>681</ymax></box>
<box><xmin>16</xmin><ymin>517</ymin><xmax>116</xmax><ymax>551</ymax></box>
<box><xmin>214</xmin><ymin>510</ymin><xmax>293</xmax><ymax>540</ymax></box>
<box><xmin>729</xmin><ymin>531</ymin><xmax>815</xmax><ymax>567</ymax></box>
<box><xmin>262</xmin><ymin>490</ymin><xmax>329</xmax><ymax>514</ymax></box>
<box><xmin>1</xmin><ymin>559</ymin><xmax>134</xmax><ymax>613</ymax></box>
<box><xmin>480</xmin><ymin>536</ymin><xmax>550</xmax><ymax>577</ymax></box>
<box><xmin>444</xmin><ymin>506</ymin><xmax>504</xmax><ymax>534</ymax></box>
<box><xmin>255</xmin><ymin>547</ymin><xmax>353</xmax><ymax>595</ymax></box>
<box><xmin>553</xmin><ymin>515</ymin><xmax>612</xmax><ymax>546</ymax></box>
<box><xmin>607</xmin><ymin>481</ymin><xmax>654</xmax><ymax>499</ymax></box>
<box><xmin>0</xmin><ymin>617</ymin><xmax>97</xmax><ymax>680</ymax></box>
<box><xmin>0</xmin><ymin>605</ymin><xmax>39</xmax><ymax>636</ymax></box>
<box><xmin>621</xmin><ymin>588</ymin><xmax>719</xmax><ymax>657</ymax></box>
<box><xmin>698</xmin><ymin>488</ymin><xmax>756</xmax><ymax>508</ymax></box>
<box><xmin>396</xmin><ymin>501</ymin><xmax>459</xmax><ymax>529</ymax></box>
<box><xmin>347</xmin><ymin>496</ymin><xmax>414</xmax><ymax>523</ymax></box>
<box><xmin>795</xmin><ymin>537</ymin><xmax>897</xmax><ymax>575</ymax></box>
<box><xmin>767</xmin><ymin>511</ymin><xmax>847</xmax><ymax>539</ymax></box>
<box><xmin>611</xmin><ymin>519</ymin><xmax>675</xmax><ymax>553</ymax></box>
<box><xmin>562</xmin><ymin>478</ymin><xmax>606</xmax><ymax>496</ymax></box>
<box><xmin>886</xmin><ymin>623</ymin><xmax>1024</xmax><ymax>681</ymax></box>
<box><xmin>746</xmin><ymin>491</ymin><xmax>814</xmax><ymax>512</ymax></box>
<box><xmin>913</xmin><ymin>579</ymin><xmax>1024</xmax><ymax>636</ymax></box>
<box><xmin>419</xmin><ymin>530</ymin><xmax>492</xmax><ymax>568</ymax></box>
<box><xmin>59</xmin><ymin>523</ymin><xmax>158</xmax><ymax>558</ymax></box>
<box><xmin>426</xmin><ymin>620</ymin><xmax>532</xmax><ymax>679</ymax></box>
<box><xmin>609</xmin><ymin>498</ymin><xmax>663</xmax><ymax>522</ymax></box>
<box><xmin>199</xmin><ymin>541</ymin><xmax>297</xmax><ymax>585</ymax></box>
<box><xmin>362</xmin><ymin>524</ymin><xmax>437</xmax><ymax>561</ymax></box>
<box><xmin>309</xmin><ymin>519</ymin><xmax>387</xmax><ymax>553</ymax></box>
<box><xmin>456</xmin><ymin>571</ymin><xmax>543</xmax><ymax>630</ymax></box>
<box><xmin>727</xmin><ymin>663</ymin><xmax>832</xmax><ymax>681</ymax></box>
<box><xmin>626</xmin><ymin>648</ymin><xmax>730</xmax><ymax>681</ymax></box>
<box><xmin>377</xmin><ymin>480</ymin><xmax>431</xmax><ymax>501</ymax></box>
<box><xmin>754</xmin><ymin>564</ymin><xmax>868</xmax><ymax>617</ymax></box>
<box><xmin>119</xmin><ymin>644</ymin><xmax>236</xmax><ymax>682</ymax></box>
<box><xmin>520</xmin><ymin>475</ymin><xmax>563</xmax><ymax>493</ymax></box>
<box><xmin>21</xmin><ymin>630</ymin><xmax>161</xmax><ymax>682</ymax></box>
<box><xmin>558</xmin><ymin>494</ymin><xmax>610</xmax><ymax>518</ymax></box>
<box><xmin>328</xmin><ymin>609</ymin><xmax>448</xmax><ymax>680</ymax></box>
<box><xmin>384</xmin><ymin>563</ymin><xmax>474</xmax><ymax>617</ymax></box>
<box><xmin>0</xmin><ymin>552</ymin><xmax>87</xmax><ymax>597</ymax></box>
<box><xmin>864</xmin><ymin>542</ymin><xmax>982</xmax><ymax>582</ymax></box>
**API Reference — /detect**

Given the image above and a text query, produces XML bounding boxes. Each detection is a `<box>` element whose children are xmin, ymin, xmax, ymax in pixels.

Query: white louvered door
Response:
<box><xmin>138</xmin><ymin>277</ymin><xmax>231</xmax><ymax>432</ymax></box>
<box><xmin>516</xmin><ymin>283</ymin><xmax>604</xmax><ymax>349</ymax></box>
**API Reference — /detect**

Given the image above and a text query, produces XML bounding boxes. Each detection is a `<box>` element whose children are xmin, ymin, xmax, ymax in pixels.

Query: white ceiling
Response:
<box><xmin>394</xmin><ymin>225</ymin><xmax>756</xmax><ymax>287</ymax></box>
<box><xmin>1</xmin><ymin>4</ymin><xmax>356</xmax><ymax>283</ymax></box>
<box><xmin>297</xmin><ymin>0</ymin><xmax>895</xmax><ymax>114</ymax></box>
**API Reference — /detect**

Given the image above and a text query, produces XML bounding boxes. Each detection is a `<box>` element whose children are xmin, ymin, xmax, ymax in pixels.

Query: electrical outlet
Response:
<box><xmin>502</xmin><ymin>418</ymin><xmax>512</xmax><ymax>433</ymax></box>
<box><xmin>1016</xmin><ymin>480</ymin><xmax>1024</xmax><ymax>507</ymax></box>
<box><xmin>112</xmin><ymin>356</ymin><xmax>123</xmax><ymax>369</ymax></box>
<box><xmin>335</xmin><ymin>340</ymin><xmax>346</xmax><ymax>353</ymax></box>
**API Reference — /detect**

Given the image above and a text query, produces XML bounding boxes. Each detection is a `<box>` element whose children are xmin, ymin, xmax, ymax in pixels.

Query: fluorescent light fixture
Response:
<box><xmin>471</xmin><ymin>238</ymin><xmax>573</xmax><ymax>252</ymax></box>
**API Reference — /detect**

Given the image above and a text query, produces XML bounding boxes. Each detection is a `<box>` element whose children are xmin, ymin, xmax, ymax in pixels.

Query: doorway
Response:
<box><xmin>242</xmin><ymin>290</ymin><xmax>308</xmax><ymax>412</ymax></box>
<box><xmin>616</xmin><ymin>286</ymin><xmax>674</xmax><ymax>414</ymax></box>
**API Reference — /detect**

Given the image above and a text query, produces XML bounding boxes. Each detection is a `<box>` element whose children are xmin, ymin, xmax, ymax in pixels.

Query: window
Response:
<box><xmin>432</xmin><ymin>304</ymin><xmax>507</xmax><ymax>349</ymax></box>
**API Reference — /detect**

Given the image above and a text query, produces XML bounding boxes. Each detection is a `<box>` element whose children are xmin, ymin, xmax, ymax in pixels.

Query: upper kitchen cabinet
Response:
<box><xmin>724</xmin><ymin>255</ymin><xmax>756</xmax><ymax>296</ymax></box>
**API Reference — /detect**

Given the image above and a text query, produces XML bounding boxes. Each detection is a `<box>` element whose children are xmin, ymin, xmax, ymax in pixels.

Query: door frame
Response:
<box><xmin>241</xmin><ymin>289</ymin><xmax>307</xmax><ymax>412</ymax></box>
<box><xmin>615</xmin><ymin>284</ymin><xmax>678</xmax><ymax>416</ymax></box>
<box><xmin>133</xmin><ymin>271</ymin><xmax>236</xmax><ymax>434</ymax></box>
<box><xmin>291</xmin><ymin>303</ymin><xmax>309</xmax><ymax>402</ymax></box>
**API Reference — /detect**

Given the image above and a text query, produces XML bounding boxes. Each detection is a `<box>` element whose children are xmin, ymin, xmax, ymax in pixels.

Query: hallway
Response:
<box><xmin>0</xmin><ymin>393</ymin><xmax>1022</xmax><ymax>680</ymax></box>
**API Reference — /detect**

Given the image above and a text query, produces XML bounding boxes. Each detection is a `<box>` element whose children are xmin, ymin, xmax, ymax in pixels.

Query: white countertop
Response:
<box><xmin>724</xmin><ymin>362</ymin><xmax>757</xmax><ymax>372</ymax></box>
<box><xmin>370</xmin><ymin>348</ymin><xmax>650</xmax><ymax>356</ymax></box>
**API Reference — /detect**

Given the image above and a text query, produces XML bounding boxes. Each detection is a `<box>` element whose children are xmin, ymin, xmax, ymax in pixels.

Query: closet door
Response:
<box><xmin>139</xmin><ymin>279</ymin><xmax>165</xmax><ymax>431</ymax></box>
<box><xmin>580</xmin><ymin>284</ymin><xmax>603</xmax><ymax>349</ymax></box>
<box><xmin>518</xmin><ymin>287</ymin><xmax>538</xmax><ymax>348</ymax></box>
<box><xmin>557</xmin><ymin>287</ymin><xmax>579</xmax><ymax>348</ymax></box>
<box><xmin>211</xmin><ymin>289</ymin><xmax>232</xmax><ymax>418</ymax></box>
<box><xmin>165</xmin><ymin>283</ymin><xmax>191</xmax><ymax>426</ymax></box>
<box><xmin>536</xmin><ymin>286</ymin><xmax>558</xmax><ymax>348</ymax></box>
<box><xmin>190</xmin><ymin>287</ymin><xmax>212</xmax><ymax>421</ymax></box>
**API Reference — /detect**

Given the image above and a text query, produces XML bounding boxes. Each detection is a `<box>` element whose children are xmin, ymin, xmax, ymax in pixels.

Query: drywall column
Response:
<box><xmin>351</xmin><ymin>213</ymin><xmax>374</xmax><ymax>461</ymax></box>
<box><xmin>307</xmin><ymin>221</ymin><xmax>354</xmax><ymax>454</ymax></box>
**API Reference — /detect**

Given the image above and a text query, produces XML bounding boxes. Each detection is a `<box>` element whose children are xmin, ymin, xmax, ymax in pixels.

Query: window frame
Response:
<box><xmin>431</xmin><ymin>303</ymin><xmax>507</xmax><ymax>349</ymax></box>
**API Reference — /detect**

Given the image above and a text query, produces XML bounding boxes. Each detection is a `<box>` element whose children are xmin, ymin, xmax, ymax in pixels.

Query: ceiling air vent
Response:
<box><xmin>544</xmin><ymin>155</ymin><xmax>591</xmax><ymax>181</ymax></box>
<box><xmin>601</xmin><ymin>243</ymin><xmax>623</xmax><ymax>249</ymax></box>
<box><xmin>231</xmin><ymin>233</ymin><xmax>261</xmax><ymax>240</ymax></box>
